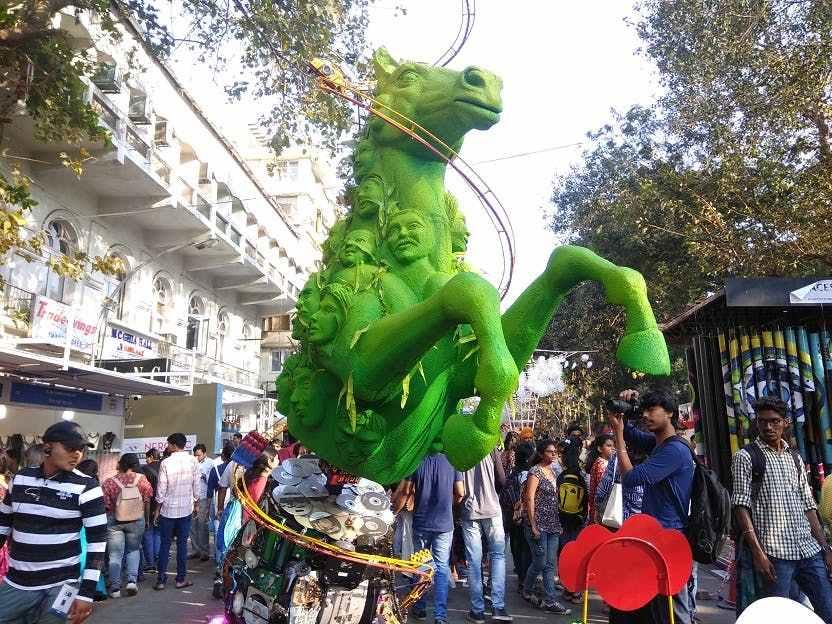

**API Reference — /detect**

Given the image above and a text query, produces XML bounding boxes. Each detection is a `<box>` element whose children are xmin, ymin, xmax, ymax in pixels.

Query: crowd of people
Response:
<box><xmin>0</xmin><ymin>425</ymin><xmax>255</xmax><ymax>623</ymax></box>
<box><xmin>1</xmin><ymin>386</ymin><xmax>831</xmax><ymax>623</ymax></box>
<box><xmin>393</xmin><ymin>388</ymin><xmax>699</xmax><ymax>624</ymax></box>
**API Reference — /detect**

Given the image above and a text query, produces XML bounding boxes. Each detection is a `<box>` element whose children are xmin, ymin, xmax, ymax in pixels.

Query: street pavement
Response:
<box><xmin>87</xmin><ymin>554</ymin><xmax>737</xmax><ymax>624</ymax></box>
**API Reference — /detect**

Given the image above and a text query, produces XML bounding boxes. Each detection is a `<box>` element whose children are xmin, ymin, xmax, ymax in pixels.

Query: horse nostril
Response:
<box><xmin>463</xmin><ymin>67</ymin><xmax>487</xmax><ymax>88</ymax></box>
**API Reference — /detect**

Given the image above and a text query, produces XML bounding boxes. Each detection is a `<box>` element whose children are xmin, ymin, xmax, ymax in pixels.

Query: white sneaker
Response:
<box><xmin>109</xmin><ymin>590</ymin><xmax>121</xmax><ymax>599</ymax></box>
<box><xmin>125</xmin><ymin>582</ymin><xmax>138</xmax><ymax>596</ymax></box>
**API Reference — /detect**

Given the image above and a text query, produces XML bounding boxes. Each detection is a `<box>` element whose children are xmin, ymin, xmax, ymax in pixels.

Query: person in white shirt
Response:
<box><xmin>153</xmin><ymin>433</ymin><xmax>199</xmax><ymax>590</ymax></box>
<box><xmin>189</xmin><ymin>444</ymin><xmax>213</xmax><ymax>561</ymax></box>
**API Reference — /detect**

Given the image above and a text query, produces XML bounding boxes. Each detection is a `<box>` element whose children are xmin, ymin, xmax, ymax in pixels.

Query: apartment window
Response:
<box><xmin>273</xmin><ymin>160</ymin><xmax>299</xmax><ymax>181</ymax></box>
<box><xmin>43</xmin><ymin>219</ymin><xmax>78</xmax><ymax>303</ymax></box>
<box><xmin>198</xmin><ymin>161</ymin><xmax>210</xmax><ymax>184</ymax></box>
<box><xmin>216</xmin><ymin>309</ymin><xmax>229</xmax><ymax>360</ymax></box>
<box><xmin>240</xmin><ymin>323</ymin><xmax>252</xmax><ymax>352</ymax></box>
<box><xmin>103</xmin><ymin>252</ymin><xmax>129</xmax><ymax>321</ymax></box>
<box><xmin>186</xmin><ymin>295</ymin><xmax>206</xmax><ymax>351</ymax></box>
<box><xmin>270</xmin><ymin>350</ymin><xmax>283</xmax><ymax>372</ymax></box>
<box><xmin>128</xmin><ymin>89</ymin><xmax>150</xmax><ymax>124</ymax></box>
<box><xmin>154</xmin><ymin>117</ymin><xmax>168</xmax><ymax>146</ymax></box>
<box><xmin>151</xmin><ymin>275</ymin><xmax>174</xmax><ymax>335</ymax></box>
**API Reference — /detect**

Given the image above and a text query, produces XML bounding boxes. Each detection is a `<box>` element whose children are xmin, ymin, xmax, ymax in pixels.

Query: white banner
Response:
<box><xmin>101</xmin><ymin>326</ymin><xmax>157</xmax><ymax>360</ymax></box>
<box><xmin>123</xmin><ymin>434</ymin><xmax>197</xmax><ymax>455</ymax></box>
<box><xmin>30</xmin><ymin>296</ymin><xmax>98</xmax><ymax>353</ymax></box>
<box><xmin>790</xmin><ymin>280</ymin><xmax>832</xmax><ymax>305</ymax></box>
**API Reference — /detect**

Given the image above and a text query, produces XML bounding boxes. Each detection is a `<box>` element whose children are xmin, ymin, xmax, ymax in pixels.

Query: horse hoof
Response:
<box><xmin>616</xmin><ymin>327</ymin><xmax>671</xmax><ymax>376</ymax></box>
<box><xmin>441</xmin><ymin>413</ymin><xmax>499</xmax><ymax>471</ymax></box>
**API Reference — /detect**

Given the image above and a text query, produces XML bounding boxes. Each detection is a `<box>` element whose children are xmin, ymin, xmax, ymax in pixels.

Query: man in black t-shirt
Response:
<box><xmin>140</xmin><ymin>448</ymin><xmax>161</xmax><ymax>572</ymax></box>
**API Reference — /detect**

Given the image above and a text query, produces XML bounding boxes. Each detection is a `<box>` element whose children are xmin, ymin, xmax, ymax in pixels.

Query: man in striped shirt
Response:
<box><xmin>0</xmin><ymin>421</ymin><xmax>105</xmax><ymax>623</ymax></box>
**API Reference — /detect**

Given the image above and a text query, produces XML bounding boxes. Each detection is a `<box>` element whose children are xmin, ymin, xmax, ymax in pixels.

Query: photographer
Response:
<box><xmin>605</xmin><ymin>389</ymin><xmax>695</xmax><ymax>624</ymax></box>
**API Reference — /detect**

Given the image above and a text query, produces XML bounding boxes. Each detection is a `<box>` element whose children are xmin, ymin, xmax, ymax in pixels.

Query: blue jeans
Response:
<box><xmin>0</xmin><ymin>581</ymin><xmax>72</xmax><ymax>623</ymax></box>
<box><xmin>107</xmin><ymin>516</ymin><xmax>145</xmax><ymax>591</ymax></box>
<box><xmin>413</xmin><ymin>529</ymin><xmax>453</xmax><ymax>620</ymax></box>
<box><xmin>766</xmin><ymin>553</ymin><xmax>832</xmax><ymax>623</ymax></box>
<box><xmin>462</xmin><ymin>517</ymin><xmax>506</xmax><ymax>612</ymax></box>
<box><xmin>523</xmin><ymin>526</ymin><xmax>559</xmax><ymax>605</ymax></box>
<box><xmin>142</xmin><ymin>523</ymin><xmax>161</xmax><ymax>570</ymax></box>
<box><xmin>158</xmin><ymin>514</ymin><xmax>192</xmax><ymax>584</ymax></box>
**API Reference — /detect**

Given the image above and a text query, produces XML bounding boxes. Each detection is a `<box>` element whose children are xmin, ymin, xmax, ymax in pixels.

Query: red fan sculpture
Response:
<box><xmin>559</xmin><ymin>514</ymin><xmax>693</xmax><ymax>624</ymax></box>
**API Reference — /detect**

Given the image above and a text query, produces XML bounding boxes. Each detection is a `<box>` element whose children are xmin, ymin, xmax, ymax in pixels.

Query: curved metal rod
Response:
<box><xmin>433</xmin><ymin>0</ymin><xmax>476</xmax><ymax>67</ymax></box>
<box><xmin>318</xmin><ymin>78</ymin><xmax>516</xmax><ymax>298</ymax></box>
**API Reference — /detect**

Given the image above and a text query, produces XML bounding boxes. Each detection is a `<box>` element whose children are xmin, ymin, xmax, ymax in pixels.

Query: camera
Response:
<box><xmin>604</xmin><ymin>397</ymin><xmax>640</xmax><ymax>420</ymax></box>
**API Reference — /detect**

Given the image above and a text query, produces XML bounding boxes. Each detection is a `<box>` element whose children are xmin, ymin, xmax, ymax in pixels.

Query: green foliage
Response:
<box><xmin>547</xmin><ymin>0</ymin><xmax>832</xmax><ymax>400</ymax></box>
<box><xmin>0</xmin><ymin>0</ymin><xmax>371</xmax><ymax>284</ymax></box>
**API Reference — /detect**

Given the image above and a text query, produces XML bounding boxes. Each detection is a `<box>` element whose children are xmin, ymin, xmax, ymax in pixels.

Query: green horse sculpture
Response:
<box><xmin>277</xmin><ymin>48</ymin><xmax>671</xmax><ymax>484</ymax></box>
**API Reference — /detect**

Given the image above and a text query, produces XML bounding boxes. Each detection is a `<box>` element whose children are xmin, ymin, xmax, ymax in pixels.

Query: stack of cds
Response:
<box><xmin>271</xmin><ymin>459</ymin><xmax>394</xmax><ymax>543</ymax></box>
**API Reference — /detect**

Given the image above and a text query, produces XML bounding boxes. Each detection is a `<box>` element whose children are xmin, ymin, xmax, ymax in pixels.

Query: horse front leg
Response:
<box><xmin>352</xmin><ymin>272</ymin><xmax>518</xmax><ymax>470</ymax></box>
<box><xmin>500</xmin><ymin>245</ymin><xmax>670</xmax><ymax>376</ymax></box>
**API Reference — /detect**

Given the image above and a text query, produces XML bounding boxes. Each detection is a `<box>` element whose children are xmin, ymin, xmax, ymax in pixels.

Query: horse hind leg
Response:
<box><xmin>548</xmin><ymin>245</ymin><xmax>670</xmax><ymax>375</ymax></box>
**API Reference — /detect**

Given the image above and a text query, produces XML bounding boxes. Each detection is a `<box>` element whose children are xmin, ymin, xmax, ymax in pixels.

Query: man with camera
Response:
<box><xmin>605</xmin><ymin>389</ymin><xmax>695</xmax><ymax>624</ymax></box>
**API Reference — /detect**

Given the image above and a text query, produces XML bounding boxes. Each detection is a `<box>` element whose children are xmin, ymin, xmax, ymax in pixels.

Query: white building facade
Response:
<box><xmin>0</xmin><ymin>8</ymin><xmax>326</xmax><ymax>452</ymax></box>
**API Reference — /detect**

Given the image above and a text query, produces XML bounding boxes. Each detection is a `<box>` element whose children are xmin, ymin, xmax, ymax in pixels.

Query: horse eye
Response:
<box><xmin>398</xmin><ymin>70</ymin><xmax>420</xmax><ymax>85</ymax></box>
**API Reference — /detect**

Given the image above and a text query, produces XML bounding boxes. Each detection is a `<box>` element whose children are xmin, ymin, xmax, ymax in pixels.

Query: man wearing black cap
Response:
<box><xmin>0</xmin><ymin>421</ymin><xmax>106</xmax><ymax>623</ymax></box>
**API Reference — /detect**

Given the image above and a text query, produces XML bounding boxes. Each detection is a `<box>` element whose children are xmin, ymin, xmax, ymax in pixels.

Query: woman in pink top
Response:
<box><xmin>102</xmin><ymin>453</ymin><xmax>152</xmax><ymax>598</ymax></box>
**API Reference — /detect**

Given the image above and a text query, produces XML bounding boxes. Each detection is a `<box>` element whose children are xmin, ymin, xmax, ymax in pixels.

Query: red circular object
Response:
<box><xmin>559</xmin><ymin>524</ymin><xmax>613</xmax><ymax>593</ymax></box>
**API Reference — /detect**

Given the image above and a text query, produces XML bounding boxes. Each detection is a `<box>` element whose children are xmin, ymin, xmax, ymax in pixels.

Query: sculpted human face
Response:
<box><xmin>308</xmin><ymin>294</ymin><xmax>343</xmax><ymax>344</ymax></box>
<box><xmin>293</xmin><ymin>278</ymin><xmax>320</xmax><ymax>339</ymax></box>
<box><xmin>355</xmin><ymin>177</ymin><xmax>384</xmax><ymax>218</ymax></box>
<box><xmin>387</xmin><ymin>211</ymin><xmax>433</xmax><ymax>264</ymax></box>
<box><xmin>339</xmin><ymin>230</ymin><xmax>376</xmax><ymax>267</ymax></box>
<box><xmin>289</xmin><ymin>369</ymin><xmax>313</xmax><ymax>415</ymax></box>
<box><xmin>353</xmin><ymin>142</ymin><xmax>377</xmax><ymax>180</ymax></box>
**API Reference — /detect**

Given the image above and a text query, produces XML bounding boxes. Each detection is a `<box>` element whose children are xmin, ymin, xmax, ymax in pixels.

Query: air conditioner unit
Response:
<box><xmin>128</xmin><ymin>92</ymin><xmax>151</xmax><ymax>124</ymax></box>
<box><xmin>92</xmin><ymin>63</ymin><xmax>122</xmax><ymax>94</ymax></box>
<box><xmin>153</xmin><ymin>119</ymin><xmax>169</xmax><ymax>147</ymax></box>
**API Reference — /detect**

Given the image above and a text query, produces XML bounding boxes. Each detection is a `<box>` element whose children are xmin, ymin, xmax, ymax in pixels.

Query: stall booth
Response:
<box><xmin>663</xmin><ymin>277</ymin><xmax>832</xmax><ymax>491</ymax></box>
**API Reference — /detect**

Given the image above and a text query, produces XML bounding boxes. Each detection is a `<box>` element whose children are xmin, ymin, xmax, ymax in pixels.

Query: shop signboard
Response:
<box><xmin>9</xmin><ymin>381</ymin><xmax>104</xmax><ymax>412</ymax></box>
<box><xmin>101</xmin><ymin>326</ymin><xmax>156</xmax><ymax>360</ymax></box>
<box><xmin>123</xmin><ymin>434</ymin><xmax>197</xmax><ymax>455</ymax></box>
<box><xmin>30</xmin><ymin>296</ymin><xmax>97</xmax><ymax>353</ymax></box>
<box><xmin>98</xmin><ymin>357</ymin><xmax>170</xmax><ymax>383</ymax></box>
<box><xmin>790</xmin><ymin>280</ymin><xmax>832</xmax><ymax>305</ymax></box>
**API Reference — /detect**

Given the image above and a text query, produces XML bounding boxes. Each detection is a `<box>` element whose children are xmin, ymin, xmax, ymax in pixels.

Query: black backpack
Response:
<box><xmin>743</xmin><ymin>441</ymin><xmax>803</xmax><ymax>502</ymax></box>
<box><xmin>673</xmin><ymin>437</ymin><xmax>732</xmax><ymax>564</ymax></box>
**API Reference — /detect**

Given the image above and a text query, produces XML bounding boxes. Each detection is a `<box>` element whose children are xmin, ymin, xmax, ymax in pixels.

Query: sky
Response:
<box><xmin>364</xmin><ymin>1</ymin><xmax>660</xmax><ymax>304</ymax></box>
<box><xmin>172</xmin><ymin>1</ymin><xmax>660</xmax><ymax>305</ymax></box>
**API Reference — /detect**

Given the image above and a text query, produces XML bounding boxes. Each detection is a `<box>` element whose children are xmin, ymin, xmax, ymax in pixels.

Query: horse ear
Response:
<box><xmin>373</xmin><ymin>48</ymin><xmax>399</xmax><ymax>84</ymax></box>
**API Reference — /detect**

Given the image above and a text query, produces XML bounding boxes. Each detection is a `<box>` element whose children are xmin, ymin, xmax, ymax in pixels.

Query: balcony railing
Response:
<box><xmin>125</xmin><ymin>126</ymin><xmax>150</xmax><ymax>162</ymax></box>
<box><xmin>151</xmin><ymin>154</ymin><xmax>171</xmax><ymax>185</ymax></box>
<box><xmin>195</xmin><ymin>192</ymin><xmax>211</xmax><ymax>220</ymax></box>
<box><xmin>91</xmin><ymin>93</ymin><xmax>118</xmax><ymax>131</ymax></box>
<box><xmin>215</xmin><ymin>212</ymin><xmax>229</xmax><ymax>235</ymax></box>
<box><xmin>0</xmin><ymin>283</ymin><xmax>35</xmax><ymax>332</ymax></box>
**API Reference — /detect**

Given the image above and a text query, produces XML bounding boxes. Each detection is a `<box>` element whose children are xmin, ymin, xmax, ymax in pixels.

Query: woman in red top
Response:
<box><xmin>587</xmin><ymin>434</ymin><xmax>615</xmax><ymax>524</ymax></box>
<box><xmin>102</xmin><ymin>453</ymin><xmax>153</xmax><ymax>598</ymax></box>
<box><xmin>242</xmin><ymin>447</ymin><xmax>277</xmax><ymax>523</ymax></box>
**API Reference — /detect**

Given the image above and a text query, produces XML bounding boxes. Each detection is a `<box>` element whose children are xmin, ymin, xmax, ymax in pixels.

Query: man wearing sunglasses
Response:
<box><xmin>0</xmin><ymin>421</ymin><xmax>105</xmax><ymax>623</ymax></box>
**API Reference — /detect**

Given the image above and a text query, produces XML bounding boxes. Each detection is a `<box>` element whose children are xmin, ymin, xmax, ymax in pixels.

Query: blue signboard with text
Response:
<box><xmin>9</xmin><ymin>382</ymin><xmax>103</xmax><ymax>412</ymax></box>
